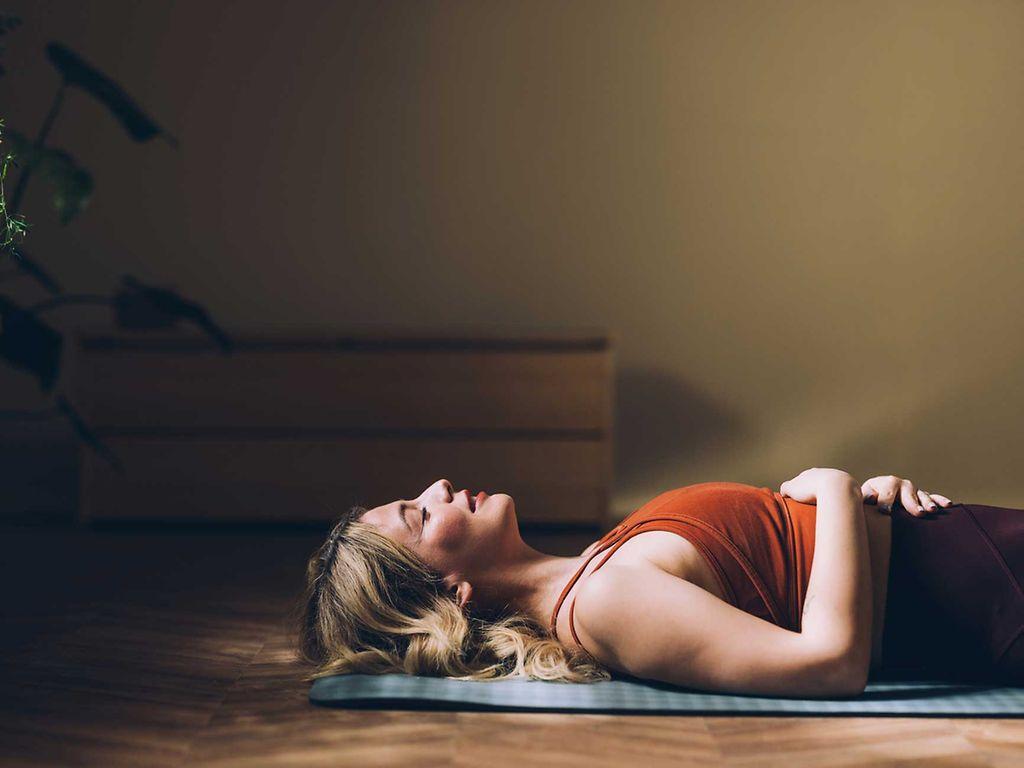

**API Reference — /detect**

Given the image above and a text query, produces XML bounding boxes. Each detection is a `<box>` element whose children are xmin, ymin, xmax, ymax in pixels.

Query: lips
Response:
<box><xmin>474</xmin><ymin>491</ymin><xmax>487</xmax><ymax>512</ymax></box>
<box><xmin>462</xmin><ymin>489</ymin><xmax>487</xmax><ymax>512</ymax></box>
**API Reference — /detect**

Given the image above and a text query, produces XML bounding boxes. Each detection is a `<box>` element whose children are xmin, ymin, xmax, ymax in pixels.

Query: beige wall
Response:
<box><xmin>2</xmin><ymin>0</ymin><xmax>1023</xmax><ymax>516</ymax></box>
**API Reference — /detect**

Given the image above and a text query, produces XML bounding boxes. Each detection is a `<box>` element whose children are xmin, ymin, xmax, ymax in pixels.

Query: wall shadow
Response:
<box><xmin>833</xmin><ymin>363</ymin><xmax>1024</xmax><ymax>506</ymax></box>
<box><xmin>614</xmin><ymin>364</ymin><xmax>749</xmax><ymax>493</ymax></box>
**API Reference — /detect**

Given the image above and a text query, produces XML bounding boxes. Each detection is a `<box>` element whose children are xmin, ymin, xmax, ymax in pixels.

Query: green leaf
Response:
<box><xmin>0</xmin><ymin>15</ymin><xmax>23</xmax><ymax>79</ymax></box>
<box><xmin>3</xmin><ymin>127</ymin><xmax>94</xmax><ymax>223</ymax></box>
<box><xmin>115</xmin><ymin>275</ymin><xmax>235</xmax><ymax>353</ymax></box>
<box><xmin>43</xmin><ymin>147</ymin><xmax>93</xmax><ymax>223</ymax></box>
<box><xmin>46</xmin><ymin>42</ymin><xmax>175</xmax><ymax>145</ymax></box>
<box><xmin>0</xmin><ymin>294</ymin><xmax>63</xmax><ymax>391</ymax></box>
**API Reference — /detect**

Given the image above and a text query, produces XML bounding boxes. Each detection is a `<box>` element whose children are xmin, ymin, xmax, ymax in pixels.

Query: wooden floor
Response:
<box><xmin>3</xmin><ymin>523</ymin><xmax>1024</xmax><ymax>767</ymax></box>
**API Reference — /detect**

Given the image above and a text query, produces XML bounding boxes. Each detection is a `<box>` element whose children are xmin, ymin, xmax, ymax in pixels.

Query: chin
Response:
<box><xmin>481</xmin><ymin>492</ymin><xmax>515</xmax><ymax>520</ymax></box>
<box><xmin>484</xmin><ymin>494</ymin><xmax>522</xmax><ymax>546</ymax></box>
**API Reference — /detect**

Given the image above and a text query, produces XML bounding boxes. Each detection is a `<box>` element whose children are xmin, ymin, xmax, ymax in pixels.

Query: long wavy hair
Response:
<box><xmin>294</xmin><ymin>505</ymin><xmax>610</xmax><ymax>683</ymax></box>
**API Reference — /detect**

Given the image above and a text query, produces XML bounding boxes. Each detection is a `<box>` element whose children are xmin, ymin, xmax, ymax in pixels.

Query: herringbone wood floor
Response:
<box><xmin>2</xmin><ymin>523</ymin><xmax>1023</xmax><ymax>767</ymax></box>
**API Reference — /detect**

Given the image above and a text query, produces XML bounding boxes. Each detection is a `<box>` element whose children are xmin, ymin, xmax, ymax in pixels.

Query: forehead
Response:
<box><xmin>364</xmin><ymin>500</ymin><xmax>396</xmax><ymax>521</ymax></box>
<box><xmin>361</xmin><ymin>501</ymin><xmax>407</xmax><ymax>537</ymax></box>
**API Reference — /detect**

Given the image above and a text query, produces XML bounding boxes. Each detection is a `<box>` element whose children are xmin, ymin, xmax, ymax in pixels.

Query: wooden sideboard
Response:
<box><xmin>73</xmin><ymin>329</ymin><xmax>614</xmax><ymax>525</ymax></box>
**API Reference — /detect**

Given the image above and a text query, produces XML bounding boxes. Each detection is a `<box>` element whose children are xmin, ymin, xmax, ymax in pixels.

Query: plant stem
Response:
<box><xmin>8</xmin><ymin>81</ymin><xmax>67</xmax><ymax>217</ymax></box>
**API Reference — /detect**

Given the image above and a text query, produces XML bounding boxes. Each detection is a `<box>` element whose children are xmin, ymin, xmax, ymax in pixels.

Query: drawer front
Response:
<box><xmin>76</xmin><ymin>349</ymin><xmax>611</xmax><ymax>432</ymax></box>
<box><xmin>81</xmin><ymin>438</ymin><xmax>610</xmax><ymax>524</ymax></box>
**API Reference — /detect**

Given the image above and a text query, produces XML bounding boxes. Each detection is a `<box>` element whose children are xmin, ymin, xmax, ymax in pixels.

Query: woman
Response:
<box><xmin>296</xmin><ymin>468</ymin><xmax>1024</xmax><ymax>697</ymax></box>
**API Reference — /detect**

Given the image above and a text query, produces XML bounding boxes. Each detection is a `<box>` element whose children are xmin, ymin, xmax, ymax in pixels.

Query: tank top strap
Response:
<box><xmin>549</xmin><ymin>545</ymin><xmax>611</xmax><ymax>642</ymax></box>
<box><xmin>550</xmin><ymin>518</ymin><xmax>669</xmax><ymax>654</ymax></box>
<box><xmin>568</xmin><ymin>595</ymin><xmax>585</xmax><ymax>648</ymax></box>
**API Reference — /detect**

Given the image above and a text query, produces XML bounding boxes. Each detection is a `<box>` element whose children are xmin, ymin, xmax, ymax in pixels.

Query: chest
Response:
<box><xmin>615</xmin><ymin>531</ymin><xmax>731</xmax><ymax>599</ymax></box>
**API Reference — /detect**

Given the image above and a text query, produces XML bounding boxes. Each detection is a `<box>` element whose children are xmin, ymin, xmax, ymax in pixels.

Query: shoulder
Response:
<box><xmin>570</xmin><ymin>563</ymin><xmax>666</xmax><ymax>665</ymax></box>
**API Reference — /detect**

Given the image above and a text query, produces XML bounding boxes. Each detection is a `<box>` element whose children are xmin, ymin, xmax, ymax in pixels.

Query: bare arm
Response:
<box><xmin>797</xmin><ymin>475</ymin><xmax>873</xmax><ymax>689</ymax></box>
<box><xmin>573</xmin><ymin>564</ymin><xmax>863</xmax><ymax>698</ymax></box>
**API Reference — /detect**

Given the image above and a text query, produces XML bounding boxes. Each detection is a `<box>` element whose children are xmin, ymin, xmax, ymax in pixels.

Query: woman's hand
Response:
<box><xmin>860</xmin><ymin>474</ymin><xmax>954</xmax><ymax>517</ymax></box>
<box><xmin>779</xmin><ymin>468</ymin><xmax>861</xmax><ymax>505</ymax></box>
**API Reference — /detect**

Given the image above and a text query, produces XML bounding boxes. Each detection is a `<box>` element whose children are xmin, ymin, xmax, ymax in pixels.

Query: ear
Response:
<box><xmin>444</xmin><ymin>576</ymin><xmax>473</xmax><ymax>609</ymax></box>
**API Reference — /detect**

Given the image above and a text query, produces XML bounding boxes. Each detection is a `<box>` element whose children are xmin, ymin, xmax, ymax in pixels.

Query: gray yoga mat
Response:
<box><xmin>309</xmin><ymin>673</ymin><xmax>1024</xmax><ymax>717</ymax></box>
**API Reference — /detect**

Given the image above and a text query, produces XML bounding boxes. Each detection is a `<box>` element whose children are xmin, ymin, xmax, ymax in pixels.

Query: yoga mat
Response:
<box><xmin>310</xmin><ymin>674</ymin><xmax>1024</xmax><ymax>716</ymax></box>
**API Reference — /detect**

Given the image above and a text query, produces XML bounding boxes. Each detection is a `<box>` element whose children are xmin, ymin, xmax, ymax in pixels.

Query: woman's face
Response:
<box><xmin>360</xmin><ymin>478</ymin><xmax>520</xmax><ymax>580</ymax></box>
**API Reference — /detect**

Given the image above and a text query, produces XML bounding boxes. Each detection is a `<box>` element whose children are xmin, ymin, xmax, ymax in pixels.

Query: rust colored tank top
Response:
<box><xmin>549</xmin><ymin>482</ymin><xmax>818</xmax><ymax>655</ymax></box>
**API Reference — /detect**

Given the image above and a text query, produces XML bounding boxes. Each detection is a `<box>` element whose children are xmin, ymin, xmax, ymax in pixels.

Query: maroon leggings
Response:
<box><xmin>879</xmin><ymin>501</ymin><xmax>1024</xmax><ymax>684</ymax></box>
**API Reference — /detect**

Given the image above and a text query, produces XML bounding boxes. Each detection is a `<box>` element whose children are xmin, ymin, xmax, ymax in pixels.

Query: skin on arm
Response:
<box><xmin>793</xmin><ymin>472</ymin><xmax>873</xmax><ymax>690</ymax></box>
<box><xmin>572</xmin><ymin>563</ymin><xmax>866</xmax><ymax>698</ymax></box>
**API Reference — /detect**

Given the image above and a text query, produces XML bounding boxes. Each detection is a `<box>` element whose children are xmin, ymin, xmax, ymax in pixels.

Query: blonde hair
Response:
<box><xmin>295</xmin><ymin>506</ymin><xmax>610</xmax><ymax>683</ymax></box>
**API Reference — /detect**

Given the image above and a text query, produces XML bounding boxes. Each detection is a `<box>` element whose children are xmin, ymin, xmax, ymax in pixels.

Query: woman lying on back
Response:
<box><xmin>296</xmin><ymin>468</ymin><xmax>1024</xmax><ymax>697</ymax></box>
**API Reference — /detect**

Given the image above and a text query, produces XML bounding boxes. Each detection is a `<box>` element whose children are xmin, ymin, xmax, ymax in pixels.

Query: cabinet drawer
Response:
<box><xmin>74</xmin><ymin>330</ymin><xmax>614</xmax><ymax>525</ymax></box>
<box><xmin>80</xmin><ymin>437</ymin><xmax>609</xmax><ymax>524</ymax></box>
<box><xmin>76</xmin><ymin>342</ymin><xmax>611</xmax><ymax>432</ymax></box>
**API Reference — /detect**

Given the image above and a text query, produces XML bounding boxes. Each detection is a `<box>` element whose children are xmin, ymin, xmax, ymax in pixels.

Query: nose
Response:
<box><xmin>428</xmin><ymin>479</ymin><xmax>453</xmax><ymax>500</ymax></box>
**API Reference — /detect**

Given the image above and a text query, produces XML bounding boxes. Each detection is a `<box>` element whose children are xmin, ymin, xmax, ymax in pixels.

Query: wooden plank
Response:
<box><xmin>80</xmin><ymin>438</ymin><xmax>611</xmax><ymax>524</ymax></box>
<box><xmin>2</xmin><ymin>525</ymin><xmax>1009</xmax><ymax>768</ymax></box>
<box><xmin>75</xmin><ymin>349</ymin><xmax>612</xmax><ymax>432</ymax></box>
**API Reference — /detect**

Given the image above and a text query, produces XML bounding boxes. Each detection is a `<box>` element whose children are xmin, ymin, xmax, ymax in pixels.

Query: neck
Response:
<box><xmin>468</xmin><ymin>541</ymin><xmax>590</xmax><ymax>631</ymax></box>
